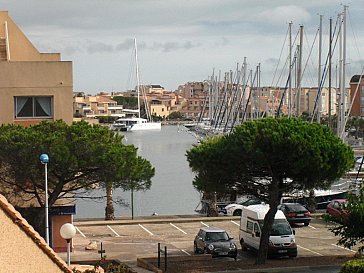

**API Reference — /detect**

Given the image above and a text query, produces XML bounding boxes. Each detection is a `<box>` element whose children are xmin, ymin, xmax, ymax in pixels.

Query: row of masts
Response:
<box><xmin>196</xmin><ymin>5</ymin><xmax>351</xmax><ymax>141</ymax></box>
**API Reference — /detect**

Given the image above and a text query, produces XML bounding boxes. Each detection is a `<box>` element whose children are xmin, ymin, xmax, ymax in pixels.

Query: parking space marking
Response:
<box><xmin>181</xmin><ymin>250</ymin><xmax>191</xmax><ymax>256</ymax></box>
<box><xmin>230</xmin><ymin>220</ymin><xmax>240</xmax><ymax>226</ymax></box>
<box><xmin>330</xmin><ymin>244</ymin><xmax>356</xmax><ymax>253</ymax></box>
<box><xmin>75</xmin><ymin>226</ymin><xmax>86</xmax><ymax>238</ymax></box>
<box><xmin>139</xmin><ymin>224</ymin><xmax>154</xmax><ymax>236</ymax></box>
<box><xmin>170</xmin><ymin>223</ymin><xmax>187</xmax><ymax>234</ymax></box>
<box><xmin>107</xmin><ymin>225</ymin><xmax>120</xmax><ymax>237</ymax></box>
<box><xmin>200</xmin><ymin>221</ymin><xmax>209</xmax><ymax>227</ymax></box>
<box><xmin>307</xmin><ymin>225</ymin><xmax>317</xmax><ymax>229</ymax></box>
<box><xmin>297</xmin><ymin>245</ymin><xmax>323</xmax><ymax>256</ymax></box>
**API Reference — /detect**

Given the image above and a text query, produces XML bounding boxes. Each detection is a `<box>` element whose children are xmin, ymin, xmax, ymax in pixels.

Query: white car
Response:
<box><xmin>224</xmin><ymin>198</ymin><xmax>262</xmax><ymax>216</ymax></box>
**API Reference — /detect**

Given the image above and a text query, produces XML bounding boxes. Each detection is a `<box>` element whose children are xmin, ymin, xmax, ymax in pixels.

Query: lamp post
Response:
<box><xmin>60</xmin><ymin>223</ymin><xmax>76</xmax><ymax>267</ymax></box>
<box><xmin>40</xmin><ymin>153</ymin><xmax>49</xmax><ymax>245</ymax></box>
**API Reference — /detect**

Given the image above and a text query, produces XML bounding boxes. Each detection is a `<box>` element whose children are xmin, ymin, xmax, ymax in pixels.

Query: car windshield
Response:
<box><xmin>286</xmin><ymin>204</ymin><xmax>307</xmax><ymax>213</ymax></box>
<box><xmin>205</xmin><ymin>231</ymin><xmax>229</xmax><ymax>241</ymax></box>
<box><xmin>238</xmin><ymin>197</ymin><xmax>250</xmax><ymax>204</ymax></box>
<box><xmin>270</xmin><ymin>220</ymin><xmax>292</xmax><ymax>236</ymax></box>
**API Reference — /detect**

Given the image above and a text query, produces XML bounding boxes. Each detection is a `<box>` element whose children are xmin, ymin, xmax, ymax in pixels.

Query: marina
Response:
<box><xmin>76</xmin><ymin>125</ymin><xmax>201</xmax><ymax>219</ymax></box>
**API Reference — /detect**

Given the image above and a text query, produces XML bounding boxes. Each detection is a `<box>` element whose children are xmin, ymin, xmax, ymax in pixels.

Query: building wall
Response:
<box><xmin>350</xmin><ymin>76</ymin><xmax>364</xmax><ymax>117</ymax></box>
<box><xmin>0</xmin><ymin>11</ymin><xmax>60</xmax><ymax>61</ymax></box>
<box><xmin>52</xmin><ymin>215</ymin><xmax>73</xmax><ymax>252</ymax></box>
<box><xmin>0</xmin><ymin>61</ymin><xmax>73</xmax><ymax>125</ymax></box>
<box><xmin>0</xmin><ymin>208</ymin><xmax>67</xmax><ymax>273</ymax></box>
<box><xmin>0</xmin><ymin>11</ymin><xmax>73</xmax><ymax>125</ymax></box>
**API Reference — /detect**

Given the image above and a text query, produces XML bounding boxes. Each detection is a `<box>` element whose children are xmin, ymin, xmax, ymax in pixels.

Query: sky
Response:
<box><xmin>1</xmin><ymin>1</ymin><xmax>364</xmax><ymax>94</ymax></box>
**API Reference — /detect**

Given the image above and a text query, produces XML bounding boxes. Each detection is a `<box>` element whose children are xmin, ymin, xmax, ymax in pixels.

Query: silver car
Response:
<box><xmin>194</xmin><ymin>227</ymin><xmax>237</xmax><ymax>259</ymax></box>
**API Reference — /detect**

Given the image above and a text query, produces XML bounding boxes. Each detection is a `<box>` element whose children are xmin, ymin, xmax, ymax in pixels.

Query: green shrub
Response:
<box><xmin>340</xmin><ymin>258</ymin><xmax>364</xmax><ymax>273</ymax></box>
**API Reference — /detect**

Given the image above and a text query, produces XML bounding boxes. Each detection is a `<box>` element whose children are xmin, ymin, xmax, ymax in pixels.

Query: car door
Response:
<box><xmin>196</xmin><ymin>230</ymin><xmax>205</xmax><ymax>250</ymax></box>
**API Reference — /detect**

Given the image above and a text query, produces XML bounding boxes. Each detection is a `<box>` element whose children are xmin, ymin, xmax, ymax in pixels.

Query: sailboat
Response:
<box><xmin>112</xmin><ymin>39</ymin><xmax>161</xmax><ymax>132</ymax></box>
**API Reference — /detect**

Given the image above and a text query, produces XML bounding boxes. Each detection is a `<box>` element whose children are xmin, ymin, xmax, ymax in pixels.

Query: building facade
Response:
<box><xmin>0</xmin><ymin>11</ymin><xmax>73</xmax><ymax>126</ymax></box>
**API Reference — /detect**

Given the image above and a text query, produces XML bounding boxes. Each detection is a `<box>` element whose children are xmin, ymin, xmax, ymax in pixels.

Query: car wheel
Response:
<box><xmin>240</xmin><ymin>239</ymin><xmax>247</xmax><ymax>251</ymax></box>
<box><xmin>194</xmin><ymin>243</ymin><xmax>198</xmax><ymax>254</ymax></box>
<box><xmin>233</xmin><ymin>209</ymin><xmax>242</xmax><ymax>216</ymax></box>
<box><xmin>304</xmin><ymin>222</ymin><xmax>309</xmax><ymax>226</ymax></box>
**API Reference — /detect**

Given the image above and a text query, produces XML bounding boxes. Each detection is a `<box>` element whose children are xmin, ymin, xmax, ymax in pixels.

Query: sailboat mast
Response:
<box><xmin>134</xmin><ymin>38</ymin><xmax>141</xmax><ymax>119</ymax></box>
<box><xmin>317</xmin><ymin>15</ymin><xmax>323</xmax><ymax>123</ymax></box>
<box><xmin>339</xmin><ymin>5</ymin><xmax>348</xmax><ymax>139</ymax></box>
<box><xmin>288</xmin><ymin>22</ymin><xmax>292</xmax><ymax>117</ymax></box>
<box><xmin>296</xmin><ymin>25</ymin><xmax>303</xmax><ymax>117</ymax></box>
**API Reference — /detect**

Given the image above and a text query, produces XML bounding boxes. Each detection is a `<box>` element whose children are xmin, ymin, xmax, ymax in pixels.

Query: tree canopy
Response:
<box><xmin>0</xmin><ymin>120</ymin><xmax>154</xmax><ymax>218</ymax></box>
<box><xmin>112</xmin><ymin>96</ymin><xmax>138</xmax><ymax>109</ymax></box>
<box><xmin>186</xmin><ymin>117</ymin><xmax>354</xmax><ymax>264</ymax></box>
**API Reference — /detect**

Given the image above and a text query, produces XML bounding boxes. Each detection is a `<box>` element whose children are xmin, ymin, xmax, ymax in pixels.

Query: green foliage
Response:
<box><xmin>0</xmin><ymin>120</ymin><xmax>154</xmax><ymax>208</ymax></box>
<box><xmin>97</xmin><ymin>116</ymin><xmax>118</xmax><ymax>124</ymax></box>
<box><xmin>340</xmin><ymin>258</ymin><xmax>364</xmax><ymax>273</ymax></box>
<box><xmin>112</xmin><ymin>96</ymin><xmax>138</xmax><ymax>109</ymax></box>
<box><xmin>329</xmin><ymin>188</ymin><xmax>364</xmax><ymax>253</ymax></box>
<box><xmin>168</xmin><ymin>111</ymin><xmax>184</xmax><ymax>120</ymax></box>
<box><xmin>187</xmin><ymin>118</ymin><xmax>354</xmax><ymax>196</ymax></box>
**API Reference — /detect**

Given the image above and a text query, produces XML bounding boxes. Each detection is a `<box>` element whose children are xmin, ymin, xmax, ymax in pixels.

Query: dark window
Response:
<box><xmin>15</xmin><ymin>96</ymin><xmax>53</xmax><ymax>119</ymax></box>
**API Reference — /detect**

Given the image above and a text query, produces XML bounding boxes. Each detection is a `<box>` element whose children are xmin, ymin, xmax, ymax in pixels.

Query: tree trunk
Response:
<box><xmin>307</xmin><ymin>189</ymin><xmax>316</xmax><ymax>213</ymax></box>
<box><xmin>205</xmin><ymin>191</ymin><xmax>218</xmax><ymax>217</ymax></box>
<box><xmin>105</xmin><ymin>184</ymin><xmax>115</xmax><ymax>220</ymax></box>
<box><xmin>255</xmin><ymin>184</ymin><xmax>281</xmax><ymax>265</ymax></box>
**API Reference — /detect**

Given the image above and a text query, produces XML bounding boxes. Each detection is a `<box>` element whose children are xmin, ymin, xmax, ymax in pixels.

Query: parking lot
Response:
<box><xmin>70</xmin><ymin>217</ymin><xmax>357</xmax><ymax>263</ymax></box>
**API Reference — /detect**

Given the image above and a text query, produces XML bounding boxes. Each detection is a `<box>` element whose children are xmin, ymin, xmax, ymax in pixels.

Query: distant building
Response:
<box><xmin>350</xmin><ymin>75</ymin><xmax>364</xmax><ymax>117</ymax></box>
<box><xmin>73</xmin><ymin>93</ymin><xmax>124</xmax><ymax>118</ymax></box>
<box><xmin>0</xmin><ymin>11</ymin><xmax>73</xmax><ymax>126</ymax></box>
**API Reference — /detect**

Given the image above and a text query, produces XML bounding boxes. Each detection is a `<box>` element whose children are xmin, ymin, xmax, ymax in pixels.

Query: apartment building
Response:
<box><xmin>0</xmin><ymin>11</ymin><xmax>73</xmax><ymax>126</ymax></box>
<box><xmin>350</xmin><ymin>75</ymin><xmax>364</xmax><ymax>117</ymax></box>
<box><xmin>73</xmin><ymin>93</ymin><xmax>124</xmax><ymax>118</ymax></box>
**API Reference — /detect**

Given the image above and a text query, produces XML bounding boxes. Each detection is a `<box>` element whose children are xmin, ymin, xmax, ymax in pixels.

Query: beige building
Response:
<box><xmin>0</xmin><ymin>11</ymin><xmax>73</xmax><ymax>126</ymax></box>
<box><xmin>73</xmin><ymin>93</ymin><xmax>124</xmax><ymax>118</ymax></box>
<box><xmin>0</xmin><ymin>194</ymin><xmax>72</xmax><ymax>273</ymax></box>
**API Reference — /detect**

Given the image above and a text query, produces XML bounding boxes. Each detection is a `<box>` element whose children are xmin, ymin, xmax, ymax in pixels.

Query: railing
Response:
<box><xmin>157</xmin><ymin>243</ymin><xmax>167</xmax><ymax>272</ymax></box>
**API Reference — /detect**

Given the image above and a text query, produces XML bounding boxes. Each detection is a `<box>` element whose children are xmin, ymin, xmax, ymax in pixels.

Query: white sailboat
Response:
<box><xmin>112</xmin><ymin>38</ymin><xmax>161</xmax><ymax>132</ymax></box>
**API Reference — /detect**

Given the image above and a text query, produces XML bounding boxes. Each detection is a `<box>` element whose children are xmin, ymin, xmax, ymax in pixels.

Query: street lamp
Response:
<box><xmin>39</xmin><ymin>153</ymin><xmax>49</xmax><ymax>245</ymax></box>
<box><xmin>60</xmin><ymin>223</ymin><xmax>76</xmax><ymax>267</ymax></box>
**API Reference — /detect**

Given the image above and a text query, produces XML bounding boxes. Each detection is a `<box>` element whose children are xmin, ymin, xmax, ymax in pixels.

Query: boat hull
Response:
<box><xmin>129</xmin><ymin>122</ymin><xmax>161</xmax><ymax>131</ymax></box>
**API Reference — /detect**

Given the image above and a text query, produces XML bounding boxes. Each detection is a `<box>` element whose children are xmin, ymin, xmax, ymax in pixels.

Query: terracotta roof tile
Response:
<box><xmin>0</xmin><ymin>194</ymin><xmax>72</xmax><ymax>273</ymax></box>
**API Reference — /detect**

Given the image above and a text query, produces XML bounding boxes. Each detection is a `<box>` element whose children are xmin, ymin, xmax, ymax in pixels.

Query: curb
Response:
<box><xmin>208</xmin><ymin>264</ymin><xmax>340</xmax><ymax>273</ymax></box>
<box><xmin>74</xmin><ymin>215</ymin><xmax>240</xmax><ymax>226</ymax></box>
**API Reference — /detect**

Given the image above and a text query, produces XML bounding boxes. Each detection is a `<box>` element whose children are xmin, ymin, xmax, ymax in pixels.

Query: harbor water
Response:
<box><xmin>75</xmin><ymin>125</ymin><xmax>201</xmax><ymax>219</ymax></box>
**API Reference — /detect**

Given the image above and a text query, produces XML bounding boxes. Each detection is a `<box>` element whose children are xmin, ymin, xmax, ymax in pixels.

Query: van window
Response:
<box><xmin>254</xmin><ymin>223</ymin><xmax>260</xmax><ymax>233</ymax></box>
<box><xmin>270</xmin><ymin>220</ymin><xmax>292</xmax><ymax>236</ymax></box>
<box><xmin>247</xmin><ymin>221</ymin><xmax>254</xmax><ymax>233</ymax></box>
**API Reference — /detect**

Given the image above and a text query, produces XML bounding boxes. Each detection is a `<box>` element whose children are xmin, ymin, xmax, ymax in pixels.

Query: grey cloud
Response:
<box><xmin>86</xmin><ymin>41</ymin><xmax>114</xmax><ymax>54</ymax></box>
<box><xmin>150</xmin><ymin>41</ymin><xmax>200</xmax><ymax>52</ymax></box>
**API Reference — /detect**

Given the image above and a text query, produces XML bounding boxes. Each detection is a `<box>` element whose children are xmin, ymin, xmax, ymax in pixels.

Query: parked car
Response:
<box><xmin>326</xmin><ymin>199</ymin><xmax>348</xmax><ymax>219</ymax></box>
<box><xmin>224</xmin><ymin>197</ymin><xmax>263</xmax><ymax>216</ymax></box>
<box><xmin>277</xmin><ymin>203</ymin><xmax>312</xmax><ymax>226</ymax></box>
<box><xmin>194</xmin><ymin>227</ymin><xmax>237</xmax><ymax>259</ymax></box>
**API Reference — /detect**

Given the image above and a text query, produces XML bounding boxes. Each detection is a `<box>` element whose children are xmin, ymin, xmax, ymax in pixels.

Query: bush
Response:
<box><xmin>340</xmin><ymin>258</ymin><xmax>364</xmax><ymax>273</ymax></box>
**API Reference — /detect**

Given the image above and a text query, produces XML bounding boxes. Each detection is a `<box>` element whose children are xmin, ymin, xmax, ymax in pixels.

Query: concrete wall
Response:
<box><xmin>0</xmin><ymin>208</ymin><xmax>66</xmax><ymax>273</ymax></box>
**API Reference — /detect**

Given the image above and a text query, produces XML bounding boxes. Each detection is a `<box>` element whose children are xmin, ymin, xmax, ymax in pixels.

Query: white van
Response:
<box><xmin>239</xmin><ymin>204</ymin><xmax>297</xmax><ymax>257</ymax></box>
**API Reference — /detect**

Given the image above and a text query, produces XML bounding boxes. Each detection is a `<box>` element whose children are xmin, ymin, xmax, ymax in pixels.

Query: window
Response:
<box><xmin>15</xmin><ymin>96</ymin><xmax>53</xmax><ymax>118</ymax></box>
<box><xmin>247</xmin><ymin>221</ymin><xmax>254</xmax><ymax>233</ymax></box>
